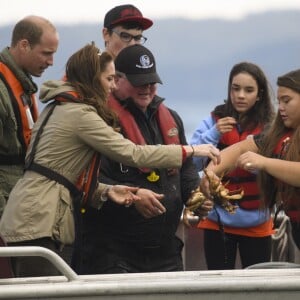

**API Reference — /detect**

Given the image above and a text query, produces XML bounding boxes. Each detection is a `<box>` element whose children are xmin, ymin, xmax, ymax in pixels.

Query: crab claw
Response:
<box><xmin>227</xmin><ymin>189</ymin><xmax>244</xmax><ymax>199</ymax></box>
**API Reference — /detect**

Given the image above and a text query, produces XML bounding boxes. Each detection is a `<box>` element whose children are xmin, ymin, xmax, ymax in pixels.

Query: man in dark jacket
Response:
<box><xmin>78</xmin><ymin>45</ymin><xmax>210</xmax><ymax>274</ymax></box>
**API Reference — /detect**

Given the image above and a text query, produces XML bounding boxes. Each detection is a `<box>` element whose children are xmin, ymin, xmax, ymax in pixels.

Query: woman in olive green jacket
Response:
<box><xmin>0</xmin><ymin>43</ymin><xmax>220</xmax><ymax>277</ymax></box>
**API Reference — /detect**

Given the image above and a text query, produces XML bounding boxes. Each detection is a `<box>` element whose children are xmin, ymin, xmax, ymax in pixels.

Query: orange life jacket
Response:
<box><xmin>0</xmin><ymin>62</ymin><xmax>38</xmax><ymax>151</ymax></box>
<box><xmin>108</xmin><ymin>95</ymin><xmax>180</xmax><ymax>174</ymax></box>
<box><xmin>108</xmin><ymin>96</ymin><xmax>180</xmax><ymax>145</ymax></box>
<box><xmin>215</xmin><ymin>115</ymin><xmax>263</xmax><ymax>209</ymax></box>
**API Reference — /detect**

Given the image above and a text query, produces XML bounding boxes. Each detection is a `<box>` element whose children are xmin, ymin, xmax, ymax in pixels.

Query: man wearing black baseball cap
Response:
<box><xmin>115</xmin><ymin>43</ymin><xmax>162</xmax><ymax>87</ymax></box>
<box><xmin>102</xmin><ymin>4</ymin><xmax>153</xmax><ymax>59</ymax></box>
<box><xmin>80</xmin><ymin>44</ymin><xmax>205</xmax><ymax>274</ymax></box>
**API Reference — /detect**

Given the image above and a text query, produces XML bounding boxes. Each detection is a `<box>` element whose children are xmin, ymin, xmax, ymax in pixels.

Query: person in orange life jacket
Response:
<box><xmin>190</xmin><ymin>62</ymin><xmax>275</xmax><ymax>269</ymax></box>
<box><xmin>0</xmin><ymin>16</ymin><xmax>59</xmax><ymax>219</ymax></box>
<box><xmin>74</xmin><ymin>44</ymin><xmax>218</xmax><ymax>275</ymax></box>
<box><xmin>0</xmin><ymin>43</ymin><xmax>220</xmax><ymax>277</ymax></box>
<box><xmin>102</xmin><ymin>4</ymin><xmax>153</xmax><ymax>60</ymax></box>
<box><xmin>201</xmin><ymin>68</ymin><xmax>300</xmax><ymax>253</ymax></box>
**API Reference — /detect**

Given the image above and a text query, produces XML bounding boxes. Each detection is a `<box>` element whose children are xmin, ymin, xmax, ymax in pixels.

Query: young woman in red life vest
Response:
<box><xmin>201</xmin><ymin>68</ymin><xmax>300</xmax><ymax>266</ymax></box>
<box><xmin>191</xmin><ymin>62</ymin><xmax>275</xmax><ymax>269</ymax></box>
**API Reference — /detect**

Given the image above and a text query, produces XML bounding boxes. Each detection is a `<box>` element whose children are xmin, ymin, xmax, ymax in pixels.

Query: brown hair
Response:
<box><xmin>259</xmin><ymin>69</ymin><xmax>300</xmax><ymax>210</ymax></box>
<box><xmin>11</xmin><ymin>15</ymin><xmax>56</xmax><ymax>47</ymax></box>
<box><xmin>65</xmin><ymin>42</ymin><xmax>118</xmax><ymax>128</ymax></box>
<box><xmin>214</xmin><ymin>62</ymin><xmax>275</xmax><ymax>131</ymax></box>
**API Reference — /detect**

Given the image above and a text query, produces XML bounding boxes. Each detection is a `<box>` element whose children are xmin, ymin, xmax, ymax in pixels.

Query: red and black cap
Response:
<box><xmin>104</xmin><ymin>4</ymin><xmax>153</xmax><ymax>30</ymax></box>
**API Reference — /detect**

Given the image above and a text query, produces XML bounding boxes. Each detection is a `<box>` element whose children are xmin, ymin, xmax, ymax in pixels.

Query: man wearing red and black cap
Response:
<box><xmin>102</xmin><ymin>4</ymin><xmax>153</xmax><ymax>59</ymax></box>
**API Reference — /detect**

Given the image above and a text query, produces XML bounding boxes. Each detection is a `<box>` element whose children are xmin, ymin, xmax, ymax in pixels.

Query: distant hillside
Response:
<box><xmin>1</xmin><ymin>10</ymin><xmax>300</xmax><ymax>138</ymax></box>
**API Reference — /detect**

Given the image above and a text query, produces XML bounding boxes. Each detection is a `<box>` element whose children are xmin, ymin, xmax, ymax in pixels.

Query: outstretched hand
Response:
<box><xmin>192</xmin><ymin>144</ymin><xmax>221</xmax><ymax>165</ymax></box>
<box><xmin>108</xmin><ymin>185</ymin><xmax>141</xmax><ymax>207</ymax></box>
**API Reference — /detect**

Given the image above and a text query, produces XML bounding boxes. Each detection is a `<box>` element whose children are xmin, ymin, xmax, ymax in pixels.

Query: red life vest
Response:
<box><xmin>215</xmin><ymin>115</ymin><xmax>263</xmax><ymax>209</ymax></box>
<box><xmin>108</xmin><ymin>95</ymin><xmax>180</xmax><ymax>173</ymax></box>
<box><xmin>0</xmin><ymin>62</ymin><xmax>38</xmax><ymax>151</ymax></box>
<box><xmin>272</xmin><ymin>131</ymin><xmax>300</xmax><ymax>222</ymax></box>
<box><xmin>272</xmin><ymin>132</ymin><xmax>292</xmax><ymax>158</ymax></box>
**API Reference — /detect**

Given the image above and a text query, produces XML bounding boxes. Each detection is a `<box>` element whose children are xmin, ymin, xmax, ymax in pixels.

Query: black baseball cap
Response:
<box><xmin>104</xmin><ymin>4</ymin><xmax>153</xmax><ymax>30</ymax></box>
<box><xmin>115</xmin><ymin>44</ymin><xmax>162</xmax><ymax>87</ymax></box>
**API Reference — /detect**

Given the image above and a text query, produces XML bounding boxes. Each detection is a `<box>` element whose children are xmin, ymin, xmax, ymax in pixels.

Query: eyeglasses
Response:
<box><xmin>111</xmin><ymin>29</ymin><xmax>147</xmax><ymax>45</ymax></box>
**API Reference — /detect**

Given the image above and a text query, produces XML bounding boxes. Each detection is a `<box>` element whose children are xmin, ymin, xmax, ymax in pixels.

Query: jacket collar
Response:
<box><xmin>0</xmin><ymin>47</ymin><xmax>37</xmax><ymax>94</ymax></box>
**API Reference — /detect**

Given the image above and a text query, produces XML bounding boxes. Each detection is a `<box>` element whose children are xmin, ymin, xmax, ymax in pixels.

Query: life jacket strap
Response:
<box><xmin>26</xmin><ymin>161</ymin><xmax>82</xmax><ymax>200</ymax></box>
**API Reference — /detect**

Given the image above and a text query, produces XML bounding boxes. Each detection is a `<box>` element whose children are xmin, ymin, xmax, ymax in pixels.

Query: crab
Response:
<box><xmin>183</xmin><ymin>169</ymin><xmax>244</xmax><ymax>226</ymax></box>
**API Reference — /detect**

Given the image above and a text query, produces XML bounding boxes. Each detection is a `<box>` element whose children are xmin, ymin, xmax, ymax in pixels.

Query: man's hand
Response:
<box><xmin>134</xmin><ymin>188</ymin><xmax>166</xmax><ymax>218</ymax></box>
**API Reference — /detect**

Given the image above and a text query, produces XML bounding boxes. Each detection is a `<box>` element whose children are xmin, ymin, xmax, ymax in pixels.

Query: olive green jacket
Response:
<box><xmin>0</xmin><ymin>47</ymin><xmax>37</xmax><ymax>218</ymax></box>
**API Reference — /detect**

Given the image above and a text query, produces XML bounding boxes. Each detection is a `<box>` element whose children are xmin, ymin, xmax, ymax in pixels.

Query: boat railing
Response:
<box><xmin>0</xmin><ymin>246</ymin><xmax>78</xmax><ymax>281</ymax></box>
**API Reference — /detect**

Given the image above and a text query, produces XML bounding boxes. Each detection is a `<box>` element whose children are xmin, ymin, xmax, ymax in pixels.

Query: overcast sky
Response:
<box><xmin>1</xmin><ymin>0</ymin><xmax>300</xmax><ymax>25</ymax></box>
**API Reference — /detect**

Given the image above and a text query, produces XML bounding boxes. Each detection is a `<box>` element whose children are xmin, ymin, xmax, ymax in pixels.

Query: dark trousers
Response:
<box><xmin>74</xmin><ymin>235</ymin><xmax>184</xmax><ymax>275</ymax></box>
<box><xmin>8</xmin><ymin>238</ymin><xmax>61</xmax><ymax>277</ymax></box>
<box><xmin>203</xmin><ymin>229</ymin><xmax>272</xmax><ymax>270</ymax></box>
<box><xmin>291</xmin><ymin>221</ymin><xmax>300</xmax><ymax>250</ymax></box>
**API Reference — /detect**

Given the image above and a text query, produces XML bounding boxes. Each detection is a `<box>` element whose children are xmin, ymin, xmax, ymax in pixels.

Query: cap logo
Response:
<box><xmin>120</xmin><ymin>8</ymin><xmax>141</xmax><ymax>18</ymax></box>
<box><xmin>136</xmin><ymin>55</ymin><xmax>153</xmax><ymax>69</ymax></box>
